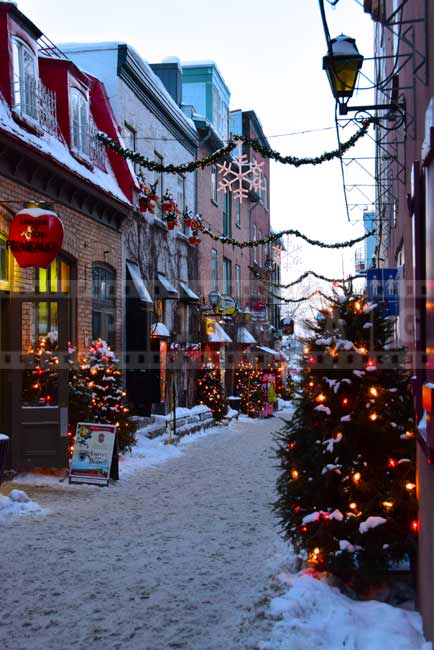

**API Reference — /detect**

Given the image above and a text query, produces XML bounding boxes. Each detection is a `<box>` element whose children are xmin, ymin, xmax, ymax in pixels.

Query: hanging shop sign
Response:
<box><xmin>69</xmin><ymin>423</ymin><xmax>118</xmax><ymax>487</ymax></box>
<box><xmin>7</xmin><ymin>203</ymin><xmax>64</xmax><ymax>268</ymax></box>
<box><xmin>215</xmin><ymin>294</ymin><xmax>238</xmax><ymax>317</ymax></box>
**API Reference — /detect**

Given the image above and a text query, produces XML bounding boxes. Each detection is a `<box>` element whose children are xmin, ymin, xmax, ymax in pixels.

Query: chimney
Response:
<box><xmin>150</xmin><ymin>58</ymin><xmax>182</xmax><ymax>106</ymax></box>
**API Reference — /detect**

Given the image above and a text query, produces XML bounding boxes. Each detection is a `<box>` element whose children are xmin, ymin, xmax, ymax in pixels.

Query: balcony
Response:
<box><xmin>12</xmin><ymin>77</ymin><xmax>59</xmax><ymax>137</ymax></box>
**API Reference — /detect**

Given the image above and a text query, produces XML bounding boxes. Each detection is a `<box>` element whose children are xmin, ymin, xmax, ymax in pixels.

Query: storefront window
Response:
<box><xmin>0</xmin><ymin>236</ymin><xmax>8</xmax><ymax>287</ymax></box>
<box><xmin>92</xmin><ymin>264</ymin><xmax>115</xmax><ymax>346</ymax></box>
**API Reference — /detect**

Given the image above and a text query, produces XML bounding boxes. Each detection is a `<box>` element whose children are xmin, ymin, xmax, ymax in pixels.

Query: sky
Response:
<box><xmin>17</xmin><ymin>0</ymin><xmax>376</xmax><ymax>294</ymax></box>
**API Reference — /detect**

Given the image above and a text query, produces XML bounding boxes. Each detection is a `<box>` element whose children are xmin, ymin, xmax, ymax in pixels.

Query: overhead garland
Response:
<box><xmin>203</xmin><ymin>225</ymin><xmax>375</xmax><ymax>250</ymax></box>
<box><xmin>270</xmin><ymin>290</ymin><xmax>333</xmax><ymax>303</ymax></box>
<box><xmin>96</xmin><ymin>118</ymin><xmax>373</xmax><ymax>174</ymax></box>
<box><xmin>249</xmin><ymin>267</ymin><xmax>366</xmax><ymax>288</ymax></box>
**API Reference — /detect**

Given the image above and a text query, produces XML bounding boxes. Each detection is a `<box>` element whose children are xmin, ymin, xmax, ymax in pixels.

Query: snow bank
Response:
<box><xmin>260</xmin><ymin>573</ymin><xmax>430</xmax><ymax>650</ymax></box>
<box><xmin>0</xmin><ymin>489</ymin><xmax>46</xmax><ymax>521</ymax></box>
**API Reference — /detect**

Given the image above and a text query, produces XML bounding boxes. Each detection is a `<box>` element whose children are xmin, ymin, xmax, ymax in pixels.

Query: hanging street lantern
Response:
<box><xmin>323</xmin><ymin>34</ymin><xmax>364</xmax><ymax>112</ymax></box>
<box><xmin>7</xmin><ymin>202</ymin><xmax>64</xmax><ymax>268</ymax></box>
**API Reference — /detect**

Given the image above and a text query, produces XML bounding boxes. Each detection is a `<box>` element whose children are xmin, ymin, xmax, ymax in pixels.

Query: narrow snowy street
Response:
<box><xmin>0</xmin><ymin>417</ymin><xmax>286</xmax><ymax>650</ymax></box>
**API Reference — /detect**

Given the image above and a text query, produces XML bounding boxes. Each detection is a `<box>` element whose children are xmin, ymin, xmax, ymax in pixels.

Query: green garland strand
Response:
<box><xmin>203</xmin><ymin>226</ymin><xmax>375</xmax><ymax>249</ymax></box>
<box><xmin>270</xmin><ymin>290</ymin><xmax>333</xmax><ymax>303</ymax></box>
<box><xmin>96</xmin><ymin>119</ymin><xmax>373</xmax><ymax>174</ymax></box>
<box><xmin>249</xmin><ymin>267</ymin><xmax>365</xmax><ymax>288</ymax></box>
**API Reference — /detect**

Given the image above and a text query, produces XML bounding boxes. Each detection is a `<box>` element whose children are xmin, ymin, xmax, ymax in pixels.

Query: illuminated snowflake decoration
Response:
<box><xmin>217</xmin><ymin>141</ymin><xmax>264</xmax><ymax>203</ymax></box>
<box><xmin>272</xmin><ymin>244</ymin><xmax>283</xmax><ymax>264</ymax></box>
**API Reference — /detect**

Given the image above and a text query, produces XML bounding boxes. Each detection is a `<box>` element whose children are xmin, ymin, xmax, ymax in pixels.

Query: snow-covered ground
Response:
<box><xmin>256</xmin><ymin>571</ymin><xmax>430</xmax><ymax>650</ymax></box>
<box><xmin>0</xmin><ymin>414</ymin><xmax>430</xmax><ymax>650</ymax></box>
<box><xmin>0</xmin><ymin>488</ymin><xmax>46</xmax><ymax>522</ymax></box>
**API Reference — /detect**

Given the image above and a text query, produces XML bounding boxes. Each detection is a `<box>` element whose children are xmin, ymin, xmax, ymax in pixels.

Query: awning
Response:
<box><xmin>151</xmin><ymin>322</ymin><xmax>170</xmax><ymax>338</ymax></box>
<box><xmin>207</xmin><ymin>321</ymin><xmax>232</xmax><ymax>344</ymax></box>
<box><xmin>237</xmin><ymin>327</ymin><xmax>257</xmax><ymax>344</ymax></box>
<box><xmin>155</xmin><ymin>273</ymin><xmax>179</xmax><ymax>299</ymax></box>
<box><xmin>126</xmin><ymin>261</ymin><xmax>153</xmax><ymax>309</ymax></box>
<box><xmin>257</xmin><ymin>345</ymin><xmax>280</xmax><ymax>358</ymax></box>
<box><xmin>179</xmin><ymin>281</ymin><xmax>200</xmax><ymax>303</ymax></box>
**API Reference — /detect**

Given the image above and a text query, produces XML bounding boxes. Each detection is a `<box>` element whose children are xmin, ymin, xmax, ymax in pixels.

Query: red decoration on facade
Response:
<box><xmin>7</xmin><ymin>204</ymin><xmax>64</xmax><ymax>268</ymax></box>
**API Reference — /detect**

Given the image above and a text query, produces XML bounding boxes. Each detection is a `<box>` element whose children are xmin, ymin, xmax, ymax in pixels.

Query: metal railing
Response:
<box><xmin>12</xmin><ymin>77</ymin><xmax>58</xmax><ymax>137</ymax></box>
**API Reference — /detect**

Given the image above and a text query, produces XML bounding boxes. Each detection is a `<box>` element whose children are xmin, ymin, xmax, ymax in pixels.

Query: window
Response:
<box><xmin>235</xmin><ymin>198</ymin><xmax>241</xmax><ymax>227</ymax></box>
<box><xmin>263</xmin><ymin>176</ymin><xmax>269</xmax><ymax>210</ymax></box>
<box><xmin>259</xmin><ymin>230</ymin><xmax>263</xmax><ymax>266</ymax></box>
<box><xmin>123</xmin><ymin>123</ymin><xmax>136</xmax><ymax>151</ymax></box>
<box><xmin>0</xmin><ymin>235</ymin><xmax>8</xmax><ymax>286</ymax></box>
<box><xmin>177</xmin><ymin>174</ymin><xmax>186</xmax><ymax>231</ymax></box>
<box><xmin>12</xmin><ymin>38</ymin><xmax>37</xmax><ymax>119</ymax></box>
<box><xmin>253</xmin><ymin>224</ymin><xmax>257</xmax><ymax>262</ymax></box>
<box><xmin>235</xmin><ymin>264</ymin><xmax>241</xmax><ymax>302</ymax></box>
<box><xmin>223</xmin><ymin>257</ymin><xmax>232</xmax><ymax>295</ymax></box>
<box><xmin>124</xmin><ymin>123</ymin><xmax>136</xmax><ymax>170</ymax></box>
<box><xmin>223</xmin><ymin>192</ymin><xmax>232</xmax><ymax>237</ymax></box>
<box><xmin>155</xmin><ymin>151</ymin><xmax>164</xmax><ymax>203</ymax></box>
<box><xmin>92</xmin><ymin>265</ymin><xmax>116</xmax><ymax>347</ymax></box>
<box><xmin>177</xmin><ymin>174</ymin><xmax>185</xmax><ymax>211</ymax></box>
<box><xmin>70</xmin><ymin>88</ymin><xmax>89</xmax><ymax>156</ymax></box>
<box><xmin>211</xmin><ymin>249</ymin><xmax>218</xmax><ymax>291</ymax></box>
<box><xmin>211</xmin><ymin>165</ymin><xmax>218</xmax><ymax>204</ymax></box>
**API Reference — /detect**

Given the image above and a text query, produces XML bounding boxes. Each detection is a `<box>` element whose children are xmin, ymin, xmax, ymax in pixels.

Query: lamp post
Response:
<box><xmin>323</xmin><ymin>34</ymin><xmax>364</xmax><ymax>113</ymax></box>
<box><xmin>323</xmin><ymin>34</ymin><xmax>404</xmax><ymax>118</ymax></box>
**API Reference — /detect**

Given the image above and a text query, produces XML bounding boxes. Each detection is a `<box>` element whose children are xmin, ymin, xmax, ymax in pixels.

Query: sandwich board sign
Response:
<box><xmin>69</xmin><ymin>423</ymin><xmax>117</xmax><ymax>486</ymax></box>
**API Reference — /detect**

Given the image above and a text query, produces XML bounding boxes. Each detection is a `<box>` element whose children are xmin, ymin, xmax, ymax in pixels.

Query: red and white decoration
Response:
<box><xmin>7</xmin><ymin>205</ymin><xmax>64</xmax><ymax>268</ymax></box>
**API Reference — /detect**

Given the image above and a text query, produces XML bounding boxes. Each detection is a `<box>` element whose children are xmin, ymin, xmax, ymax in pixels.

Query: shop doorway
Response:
<box><xmin>6</xmin><ymin>258</ymin><xmax>74</xmax><ymax>469</ymax></box>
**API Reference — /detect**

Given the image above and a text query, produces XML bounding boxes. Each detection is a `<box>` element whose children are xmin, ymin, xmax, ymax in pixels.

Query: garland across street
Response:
<box><xmin>249</xmin><ymin>267</ymin><xmax>366</xmax><ymax>288</ymax></box>
<box><xmin>203</xmin><ymin>227</ymin><xmax>375</xmax><ymax>249</ymax></box>
<box><xmin>97</xmin><ymin>119</ymin><xmax>373</xmax><ymax>174</ymax></box>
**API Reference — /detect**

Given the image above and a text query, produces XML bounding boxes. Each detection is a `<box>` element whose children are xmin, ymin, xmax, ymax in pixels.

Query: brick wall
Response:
<box><xmin>0</xmin><ymin>175</ymin><xmax>123</xmax><ymax>355</ymax></box>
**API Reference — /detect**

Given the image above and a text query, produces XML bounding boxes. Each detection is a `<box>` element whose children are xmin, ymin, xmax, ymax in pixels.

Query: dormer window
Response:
<box><xmin>12</xmin><ymin>38</ymin><xmax>38</xmax><ymax>120</ymax></box>
<box><xmin>70</xmin><ymin>88</ymin><xmax>89</xmax><ymax>156</ymax></box>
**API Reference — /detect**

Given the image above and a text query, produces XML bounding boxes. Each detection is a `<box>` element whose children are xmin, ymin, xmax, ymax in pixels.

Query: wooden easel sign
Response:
<box><xmin>69</xmin><ymin>423</ymin><xmax>117</xmax><ymax>486</ymax></box>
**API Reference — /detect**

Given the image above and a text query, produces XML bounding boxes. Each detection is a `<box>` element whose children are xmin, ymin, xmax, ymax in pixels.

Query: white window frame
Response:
<box><xmin>211</xmin><ymin>248</ymin><xmax>218</xmax><ymax>292</ymax></box>
<box><xmin>235</xmin><ymin>264</ymin><xmax>241</xmax><ymax>302</ymax></box>
<box><xmin>211</xmin><ymin>165</ymin><xmax>218</xmax><ymax>204</ymax></box>
<box><xmin>12</xmin><ymin>37</ymin><xmax>38</xmax><ymax>120</ymax></box>
<box><xmin>70</xmin><ymin>87</ymin><xmax>89</xmax><ymax>157</ymax></box>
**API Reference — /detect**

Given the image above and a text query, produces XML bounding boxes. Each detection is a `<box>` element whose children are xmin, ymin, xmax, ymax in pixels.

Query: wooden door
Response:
<box><xmin>9</xmin><ymin>296</ymin><xmax>70</xmax><ymax>468</ymax></box>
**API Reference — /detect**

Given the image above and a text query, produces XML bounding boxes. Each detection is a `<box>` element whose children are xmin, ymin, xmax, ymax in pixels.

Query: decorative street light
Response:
<box><xmin>323</xmin><ymin>34</ymin><xmax>364</xmax><ymax>113</ymax></box>
<box><xmin>323</xmin><ymin>33</ymin><xmax>405</xmax><ymax>120</ymax></box>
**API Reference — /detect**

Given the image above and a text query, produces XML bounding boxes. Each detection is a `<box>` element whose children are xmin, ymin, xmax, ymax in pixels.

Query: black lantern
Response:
<box><xmin>323</xmin><ymin>34</ymin><xmax>363</xmax><ymax>112</ymax></box>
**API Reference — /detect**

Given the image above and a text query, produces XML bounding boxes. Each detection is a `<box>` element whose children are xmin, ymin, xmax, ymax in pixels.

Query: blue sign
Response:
<box><xmin>367</xmin><ymin>268</ymin><xmax>400</xmax><ymax>317</ymax></box>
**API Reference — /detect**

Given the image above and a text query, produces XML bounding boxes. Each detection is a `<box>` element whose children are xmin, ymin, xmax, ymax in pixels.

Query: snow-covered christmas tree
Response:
<box><xmin>69</xmin><ymin>340</ymin><xmax>137</xmax><ymax>453</ymax></box>
<box><xmin>274</xmin><ymin>292</ymin><xmax>418</xmax><ymax>590</ymax></box>
<box><xmin>197</xmin><ymin>363</ymin><xmax>228</xmax><ymax>421</ymax></box>
<box><xmin>234</xmin><ymin>354</ymin><xmax>263</xmax><ymax>416</ymax></box>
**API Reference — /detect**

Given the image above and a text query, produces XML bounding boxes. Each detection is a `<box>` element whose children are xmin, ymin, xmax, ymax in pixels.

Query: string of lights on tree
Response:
<box><xmin>96</xmin><ymin>119</ymin><xmax>373</xmax><ymax>174</ymax></box>
<box><xmin>197</xmin><ymin>363</ymin><xmax>228</xmax><ymax>421</ymax></box>
<box><xmin>274</xmin><ymin>294</ymin><xmax>418</xmax><ymax>590</ymax></box>
<box><xmin>68</xmin><ymin>340</ymin><xmax>137</xmax><ymax>457</ymax></box>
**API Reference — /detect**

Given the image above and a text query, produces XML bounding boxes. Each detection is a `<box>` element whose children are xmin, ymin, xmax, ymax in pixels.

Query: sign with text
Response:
<box><xmin>69</xmin><ymin>423</ymin><xmax>117</xmax><ymax>486</ymax></box>
<box><xmin>367</xmin><ymin>268</ymin><xmax>400</xmax><ymax>317</ymax></box>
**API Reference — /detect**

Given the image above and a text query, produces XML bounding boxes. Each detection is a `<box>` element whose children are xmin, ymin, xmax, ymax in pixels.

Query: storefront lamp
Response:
<box><xmin>323</xmin><ymin>34</ymin><xmax>363</xmax><ymax>113</ymax></box>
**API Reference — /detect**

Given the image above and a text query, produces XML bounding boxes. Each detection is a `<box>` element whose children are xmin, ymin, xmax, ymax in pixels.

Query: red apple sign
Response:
<box><xmin>7</xmin><ymin>207</ymin><xmax>64</xmax><ymax>268</ymax></box>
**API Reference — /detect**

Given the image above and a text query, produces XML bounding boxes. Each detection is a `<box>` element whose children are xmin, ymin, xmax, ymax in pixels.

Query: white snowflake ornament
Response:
<box><xmin>217</xmin><ymin>141</ymin><xmax>264</xmax><ymax>203</ymax></box>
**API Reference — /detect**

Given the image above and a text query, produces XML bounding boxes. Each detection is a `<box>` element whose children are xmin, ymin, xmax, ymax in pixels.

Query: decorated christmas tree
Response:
<box><xmin>69</xmin><ymin>340</ymin><xmax>137</xmax><ymax>454</ymax></box>
<box><xmin>274</xmin><ymin>292</ymin><xmax>417</xmax><ymax>590</ymax></box>
<box><xmin>197</xmin><ymin>363</ymin><xmax>228</xmax><ymax>421</ymax></box>
<box><xmin>234</xmin><ymin>355</ymin><xmax>263</xmax><ymax>416</ymax></box>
